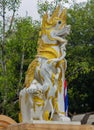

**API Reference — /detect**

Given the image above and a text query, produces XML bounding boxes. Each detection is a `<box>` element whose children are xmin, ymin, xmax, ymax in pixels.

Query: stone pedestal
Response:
<box><xmin>0</xmin><ymin>121</ymin><xmax>94</xmax><ymax>130</ymax></box>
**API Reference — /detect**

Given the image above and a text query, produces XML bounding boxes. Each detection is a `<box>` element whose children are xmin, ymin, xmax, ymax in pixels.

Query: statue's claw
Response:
<box><xmin>52</xmin><ymin>113</ymin><xmax>71</xmax><ymax>122</ymax></box>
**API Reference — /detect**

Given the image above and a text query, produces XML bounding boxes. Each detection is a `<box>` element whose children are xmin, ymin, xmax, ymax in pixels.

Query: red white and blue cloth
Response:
<box><xmin>64</xmin><ymin>80</ymin><xmax>68</xmax><ymax>116</ymax></box>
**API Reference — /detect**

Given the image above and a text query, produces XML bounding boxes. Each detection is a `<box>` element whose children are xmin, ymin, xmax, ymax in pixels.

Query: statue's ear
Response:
<box><xmin>42</xmin><ymin>13</ymin><xmax>48</xmax><ymax>28</ymax></box>
<box><xmin>59</xmin><ymin>8</ymin><xmax>67</xmax><ymax>22</ymax></box>
<box><xmin>49</xmin><ymin>5</ymin><xmax>60</xmax><ymax>22</ymax></box>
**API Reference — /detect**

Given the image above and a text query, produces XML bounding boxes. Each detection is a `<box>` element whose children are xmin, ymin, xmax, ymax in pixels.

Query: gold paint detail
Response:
<box><xmin>52</xmin><ymin>98</ymin><xmax>59</xmax><ymax>112</ymax></box>
<box><xmin>32</xmin><ymin>96</ymin><xmax>44</xmax><ymax>112</ymax></box>
<box><xmin>37</xmin><ymin>40</ymin><xmax>59</xmax><ymax>59</ymax></box>
<box><xmin>48</xmin><ymin>96</ymin><xmax>53</xmax><ymax>100</ymax></box>
<box><xmin>24</xmin><ymin>59</ymin><xmax>39</xmax><ymax>88</ymax></box>
<box><xmin>33</xmin><ymin>97</ymin><xmax>44</xmax><ymax>106</ymax></box>
<box><xmin>38</xmin><ymin>69</ymin><xmax>44</xmax><ymax>82</ymax></box>
<box><xmin>43</xmin><ymin>110</ymin><xmax>49</xmax><ymax>121</ymax></box>
<box><xmin>56</xmin><ymin>59</ymin><xmax>66</xmax><ymax>93</ymax></box>
<box><xmin>58</xmin><ymin>67</ymin><xmax>62</xmax><ymax>93</ymax></box>
<box><xmin>25</xmin><ymin>93</ymin><xmax>29</xmax><ymax>103</ymax></box>
<box><xmin>60</xmin><ymin>8</ymin><xmax>66</xmax><ymax>22</ymax></box>
<box><xmin>55</xmin><ymin>90</ymin><xmax>58</xmax><ymax>98</ymax></box>
<box><xmin>54</xmin><ymin>111</ymin><xmax>65</xmax><ymax>115</ymax></box>
<box><xmin>49</xmin><ymin>6</ymin><xmax>60</xmax><ymax>22</ymax></box>
<box><xmin>60</xmin><ymin>112</ymin><xmax>65</xmax><ymax>115</ymax></box>
<box><xmin>33</xmin><ymin>117</ymin><xmax>40</xmax><ymax>120</ymax></box>
<box><xmin>51</xmin><ymin>73</ymin><xmax>55</xmax><ymax>86</ymax></box>
<box><xmin>45</xmin><ymin>86</ymin><xmax>50</xmax><ymax>99</ymax></box>
<box><xmin>19</xmin><ymin>112</ymin><xmax>22</xmax><ymax>122</ymax></box>
<box><xmin>19</xmin><ymin>95</ymin><xmax>22</xmax><ymax>122</ymax></box>
<box><xmin>38</xmin><ymin>39</ymin><xmax>59</xmax><ymax>46</ymax></box>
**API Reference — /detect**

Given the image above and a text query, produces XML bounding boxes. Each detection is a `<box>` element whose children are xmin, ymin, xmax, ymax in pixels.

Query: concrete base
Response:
<box><xmin>1</xmin><ymin>122</ymin><xmax>94</xmax><ymax>130</ymax></box>
<box><xmin>24</xmin><ymin>120</ymin><xmax>81</xmax><ymax>125</ymax></box>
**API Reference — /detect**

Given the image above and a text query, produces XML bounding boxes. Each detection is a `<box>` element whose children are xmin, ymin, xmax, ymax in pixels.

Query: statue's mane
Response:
<box><xmin>37</xmin><ymin>39</ymin><xmax>60</xmax><ymax>59</ymax></box>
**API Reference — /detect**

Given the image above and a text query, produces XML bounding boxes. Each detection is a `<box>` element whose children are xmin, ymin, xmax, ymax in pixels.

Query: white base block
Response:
<box><xmin>27</xmin><ymin>120</ymin><xmax>81</xmax><ymax>125</ymax></box>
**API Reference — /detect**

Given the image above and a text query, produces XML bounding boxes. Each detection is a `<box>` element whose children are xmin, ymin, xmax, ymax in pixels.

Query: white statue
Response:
<box><xmin>19</xmin><ymin>5</ymin><xmax>71</xmax><ymax>123</ymax></box>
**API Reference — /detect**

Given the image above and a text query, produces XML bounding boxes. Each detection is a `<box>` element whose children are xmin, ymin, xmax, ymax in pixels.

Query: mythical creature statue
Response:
<box><xmin>19</xmin><ymin>5</ymin><xmax>71</xmax><ymax>122</ymax></box>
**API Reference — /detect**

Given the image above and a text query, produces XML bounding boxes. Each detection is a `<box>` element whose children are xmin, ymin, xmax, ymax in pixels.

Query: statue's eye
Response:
<box><xmin>58</xmin><ymin>21</ymin><xmax>62</xmax><ymax>24</ymax></box>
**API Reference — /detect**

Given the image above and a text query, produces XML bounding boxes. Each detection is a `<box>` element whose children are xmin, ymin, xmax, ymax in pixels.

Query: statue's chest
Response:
<box><xmin>51</xmin><ymin>46</ymin><xmax>61</xmax><ymax>57</ymax></box>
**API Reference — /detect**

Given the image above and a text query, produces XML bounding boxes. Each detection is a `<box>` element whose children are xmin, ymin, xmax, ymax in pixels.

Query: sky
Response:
<box><xmin>18</xmin><ymin>0</ymin><xmax>39</xmax><ymax>20</ymax></box>
<box><xmin>18</xmin><ymin>0</ymin><xmax>87</xmax><ymax>20</ymax></box>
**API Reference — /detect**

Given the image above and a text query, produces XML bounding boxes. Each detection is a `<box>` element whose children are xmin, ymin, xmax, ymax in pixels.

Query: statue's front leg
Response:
<box><xmin>20</xmin><ymin>88</ymin><xmax>33</xmax><ymax>122</ymax></box>
<box><xmin>52</xmin><ymin>80</ymin><xmax>70</xmax><ymax>122</ymax></box>
<box><xmin>52</xmin><ymin>68</ymin><xmax>70</xmax><ymax>122</ymax></box>
<box><xmin>52</xmin><ymin>91</ymin><xmax>70</xmax><ymax>122</ymax></box>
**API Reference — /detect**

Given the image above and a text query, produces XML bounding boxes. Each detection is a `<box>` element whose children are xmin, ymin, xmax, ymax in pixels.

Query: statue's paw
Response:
<box><xmin>52</xmin><ymin>113</ymin><xmax>71</xmax><ymax>122</ymax></box>
<box><xmin>29</xmin><ymin>119</ymin><xmax>33</xmax><ymax>123</ymax></box>
<box><xmin>26</xmin><ymin>86</ymin><xmax>38</xmax><ymax>94</ymax></box>
<box><xmin>27</xmin><ymin>87</ymin><xmax>33</xmax><ymax>93</ymax></box>
<box><xmin>59</xmin><ymin>116</ymin><xmax>70</xmax><ymax>122</ymax></box>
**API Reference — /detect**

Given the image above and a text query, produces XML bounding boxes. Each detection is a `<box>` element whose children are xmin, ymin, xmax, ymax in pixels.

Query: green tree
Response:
<box><xmin>0</xmin><ymin>17</ymin><xmax>40</xmax><ymax>121</ymax></box>
<box><xmin>0</xmin><ymin>0</ymin><xmax>21</xmax><ymax>116</ymax></box>
<box><xmin>66</xmin><ymin>0</ymin><xmax>94</xmax><ymax>114</ymax></box>
<box><xmin>37</xmin><ymin>0</ymin><xmax>68</xmax><ymax>17</ymax></box>
<box><xmin>8</xmin><ymin>18</ymin><xmax>40</xmax><ymax>93</ymax></box>
<box><xmin>66</xmin><ymin>45</ymin><xmax>94</xmax><ymax>114</ymax></box>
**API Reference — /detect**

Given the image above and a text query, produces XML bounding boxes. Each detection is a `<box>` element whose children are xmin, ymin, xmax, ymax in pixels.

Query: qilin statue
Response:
<box><xmin>19</xmin><ymin>5</ymin><xmax>71</xmax><ymax>122</ymax></box>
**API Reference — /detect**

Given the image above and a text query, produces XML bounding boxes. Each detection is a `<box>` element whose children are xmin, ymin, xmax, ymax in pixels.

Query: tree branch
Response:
<box><xmin>66</xmin><ymin>67</ymin><xmax>83</xmax><ymax>79</ymax></box>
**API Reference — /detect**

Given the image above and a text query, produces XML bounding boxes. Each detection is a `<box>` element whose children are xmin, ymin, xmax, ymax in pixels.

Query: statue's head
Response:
<box><xmin>41</xmin><ymin>5</ymin><xmax>70</xmax><ymax>43</ymax></box>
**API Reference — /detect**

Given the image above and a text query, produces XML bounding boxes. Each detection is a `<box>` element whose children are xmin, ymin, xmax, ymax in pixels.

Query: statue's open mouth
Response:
<box><xmin>57</xmin><ymin>25</ymin><xmax>71</xmax><ymax>37</ymax></box>
<box><xmin>56</xmin><ymin>33</ymin><xmax>64</xmax><ymax>37</ymax></box>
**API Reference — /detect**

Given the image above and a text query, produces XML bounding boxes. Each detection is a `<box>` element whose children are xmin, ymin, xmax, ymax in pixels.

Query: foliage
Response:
<box><xmin>7</xmin><ymin>18</ymin><xmax>40</xmax><ymax>90</ymax></box>
<box><xmin>65</xmin><ymin>0</ymin><xmax>94</xmax><ymax>114</ymax></box>
<box><xmin>37</xmin><ymin>0</ymin><xmax>69</xmax><ymax>17</ymax></box>
<box><xmin>3</xmin><ymin>18</ymin><xmax>40</xmax><ymax>121</ymax></box>
<box><xmin>0</xmin><ymin>5</ymin><xmax>40</xmax><ymax>121</ymax></box>
<box><xmin>66</xmin><ymin>45</ymin><xmax>94</xmax><ymax>114</ymax></box>
<box><xmin>0</xmin><ymin>0</ymin><xmax>21</xmax><ymax>120</ymax></box>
